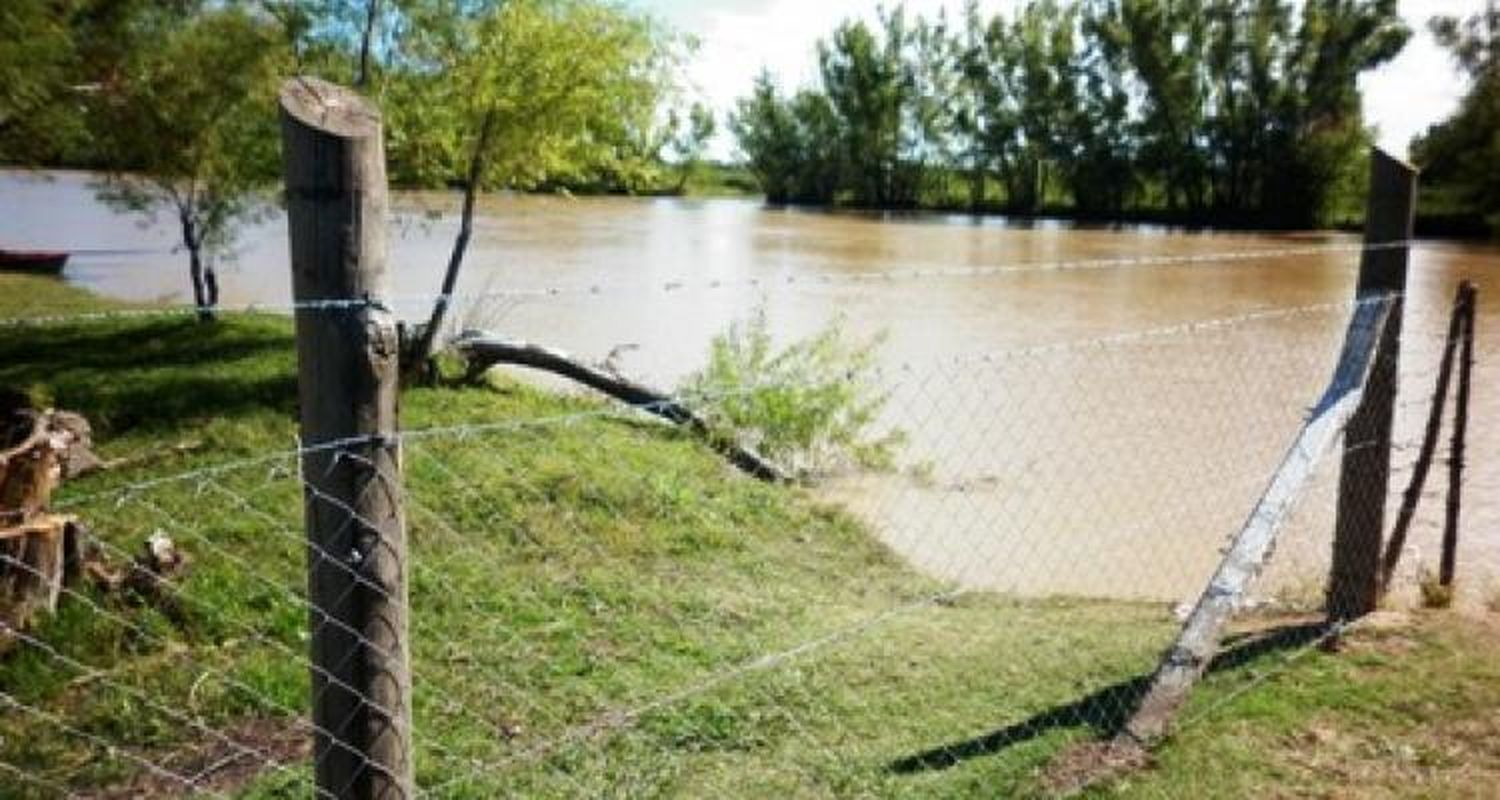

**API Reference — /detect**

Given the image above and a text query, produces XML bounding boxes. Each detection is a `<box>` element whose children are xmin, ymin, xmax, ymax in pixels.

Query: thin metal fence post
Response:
<box><xmin>1441</xmin><ymin>281</ymin><xmax>1477</xmax><ymax>587</ymax></box>
<box><xmin>1379</xmin><ymin>282</ymin><xmax>1468</xmax><ymax>590</ymax></box>
<box><xmin>1328</xmin><ymin>148</ymin><xmax>1417</xmax><ymax>621</ymax></box>
<box><xmin>280</xmin><ymin>76</ymin><xmax>413</xmax><ymax>799</ymax></box>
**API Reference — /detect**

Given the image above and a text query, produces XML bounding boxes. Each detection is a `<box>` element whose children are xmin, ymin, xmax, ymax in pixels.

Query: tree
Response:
<box><xmin>731</xmin><ymin>73</ymin><xmax>803</xmax><ymax>203</ymax></box>
<box><xmin>818</xmin><ymin>9</ymin><xmax>923</xmax><ymax>207</ymax></box>
<box><xmin>1000</xmin><ymin>0</ymin><xmax>1083</xmax><ymax>211</ymax></box>
<box><xmin>0</xmin><ymin>0</ymin><xmax>191</xmax><ymax>166</ymax></box>
<box><xmin>0</xmin><ymin>1</ymin><xmax>79</xmax><ymax>164</ymax></box>
<box><xmin>88</xmin><ymin>6</ymin><xmax>289</xmax><ymax>320</ymax></box>
<box><xmin>951</xmin><ymin>1</ymin><xmax>994</xmax><ymax>209</ymax></box>
<box><xmin>665</xmin><ymin>103</ymin><xmax>717</xmax><ymax>194</ymax></box>
<box><xmin>1112</xmin><ymin>0</ymin><xmax>1212</xmax><ymax>214</ymax></box>
<box><xmin>398</xmin><ymin>0</ymin><xmax>674</xmax><ymax>368</ymax></box>
<box><xmin>1069</xmin><ymin>0</ymin><xmax>1137</xmax><ymax>213</ymax></box>
<box><xmin>730</xmin><ymin>72</ymin><xmax>844</xmax><ymax>205</ymax></box>
<box><xmin>1262</xmin><ymin>0</ymin><xmax>1407</xmax><ymax>226</ymax></box>
<box><xmin>1413</xmin><ymin>1</ymin><xmax>1500</xmax><ymax>231</ymax></box>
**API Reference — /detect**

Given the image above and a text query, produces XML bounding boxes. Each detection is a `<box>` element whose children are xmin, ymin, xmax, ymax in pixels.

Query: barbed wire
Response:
<box><xmin>1</xmin><ymin>250</ymin><xmax>1485</xmax><ymax>797</ymax></box>
<box><xmin>0</xmin><ymin>239</ymin><xmax>1416</xmax><ymax>329</ymax></box>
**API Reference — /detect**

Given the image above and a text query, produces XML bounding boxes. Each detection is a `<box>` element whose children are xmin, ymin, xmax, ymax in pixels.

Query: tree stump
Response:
<box><xmin>0</xmin><ymin>405</ymin><xmax>98</xmax><ymax>652</ymax></box>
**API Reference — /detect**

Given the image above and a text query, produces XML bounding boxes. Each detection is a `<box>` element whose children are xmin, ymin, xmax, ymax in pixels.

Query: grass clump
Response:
<box><xmin>1418</xmin><ymin>567</ymin><xmax>1456</xmax><ymax>610</ymax></box>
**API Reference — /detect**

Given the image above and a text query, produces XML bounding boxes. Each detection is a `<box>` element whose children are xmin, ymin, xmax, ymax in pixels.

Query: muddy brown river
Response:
<box><xmin>4</xmin><ymin>169</ymin><xmax>1496</xmax><ymax>607</ymax></box>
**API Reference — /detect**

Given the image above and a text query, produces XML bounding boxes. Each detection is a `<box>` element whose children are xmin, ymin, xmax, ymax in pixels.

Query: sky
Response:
<box><xmin>634</xmin><ymin>0</ymin><xmax>1487</xmax><ymax>162</ymax></box>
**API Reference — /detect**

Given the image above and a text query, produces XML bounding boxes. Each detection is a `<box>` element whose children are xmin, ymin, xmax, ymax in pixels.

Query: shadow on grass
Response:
<box><xmin>0</xmin><ymin>317</ymin><xmax>299</xmax><ymax>435</ymax></box>
<box><xmin>888</xmin><ymin>621</ymin><xmax>1329</xmax><ymax>774</ymax></box>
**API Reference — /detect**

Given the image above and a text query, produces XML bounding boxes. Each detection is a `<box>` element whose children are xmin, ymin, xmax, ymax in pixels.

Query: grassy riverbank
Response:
<box><xmin>2</xmin><ymin>275</ymin><xmax>1498</xmax><ymax>798</ymax></box>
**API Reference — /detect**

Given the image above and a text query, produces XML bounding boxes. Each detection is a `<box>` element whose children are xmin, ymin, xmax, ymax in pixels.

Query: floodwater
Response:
<box><xmin>4</xmin><ymin>169</ymin><xmax>1497</xmax><ymax>606</ymax></box>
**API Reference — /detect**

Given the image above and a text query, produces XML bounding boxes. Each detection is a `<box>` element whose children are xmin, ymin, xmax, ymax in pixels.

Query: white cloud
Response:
<box><xmin>1362</xmin><ymin>0</ymin><xmax>1481</xmax><ymax>158</ymax></box>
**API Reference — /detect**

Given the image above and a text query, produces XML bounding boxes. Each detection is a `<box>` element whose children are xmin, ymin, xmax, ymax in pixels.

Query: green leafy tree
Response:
<box><xmin>731</xmin><ymin>73</ymin><xmax>804</xmax><ymax>203</ymax></box>
<box><xmin>398</xmin><ymin>0</ymin><xmax>674</xmax><ymax>366</ymax></box>
<box><xmin>0</xmin><ymin>1</ymin><xmax>79</xmax><ymax>164</ymax></box>
<box><xmin>818</xmin><ymin>9</ymin><xmax>923</xmax><ymax>207</ymax></box>
<box><xmin>0</xmin><ymin>0</ymin><xmax>192</xmax><ymax>166</ymax></box>
<box><xmin>1111</xmin><ymin>0</ymin><xmax>1212</xmax><ymax>213</ymax></box>
<box><xmin>1069</xmin><ymin>0</ymin><xmax>1137</xmax><ymax>212</ymax></box>
<box><xmin>1003</xmin><ymin>0</ymin><xmax>1083</xmax><ymax>211</ymax></box>
<box><xmin>1262</xmin><ymin>0</ymin><xmax>1406</xmax><ymax>225</ymax></box>
<box><xmin>1414</xmin><ymin>1</ymin><xmax>1500</xmax><ymax>231</ymax></box>
<box><xmin>951</xmin><ymin>1</ymin><xmax>995</xmax><ymax>209</ymax></box>
<box><xmin>730</xmin><ymin>72</ymin><xmax>842</xmax><ymax>204</ymax></box>
<box><xmin>88</xmin><ymin>6</ymin><xmax>289</xmax><ymax>320</ymax></box>
<box><xmin>665</xmin><ymin>102</ymin><xmax>717</xmax><ymax>193</ymax></box>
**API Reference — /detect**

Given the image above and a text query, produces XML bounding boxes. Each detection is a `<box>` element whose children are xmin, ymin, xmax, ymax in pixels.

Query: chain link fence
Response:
<box><xmin>0</xmin><ymin>234</ymin><xmax>1491</xmax><ymax>797</ymax></box>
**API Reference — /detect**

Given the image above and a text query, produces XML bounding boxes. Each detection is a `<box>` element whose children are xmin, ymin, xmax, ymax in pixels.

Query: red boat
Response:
<box><xmin>0</xmin><ymin>249</ymin><xmax>69</xmax><ymax>275</ymax></box>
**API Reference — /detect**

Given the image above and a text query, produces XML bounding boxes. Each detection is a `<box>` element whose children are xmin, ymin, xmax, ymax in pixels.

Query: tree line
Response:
<box><xmin>731</xmin><ymin>0</ymin><xmax>1411</xmax><ymax>229</ymax></box>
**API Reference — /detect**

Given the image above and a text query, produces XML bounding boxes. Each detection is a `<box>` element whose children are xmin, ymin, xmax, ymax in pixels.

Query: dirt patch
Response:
<box><xmin>1269</xmin><ymin>711</ymin><xmax>1500</xmax><ymax>799</ymax></box>
<box><xmin>1038</xmin><ymin>739</ymin><xmax>1153</xmax><ymax>797</ymax></box>
<box><xmin>76</xmin><ymin>716</ymin><xmax>310</xmax><ymax>799</ymax></box>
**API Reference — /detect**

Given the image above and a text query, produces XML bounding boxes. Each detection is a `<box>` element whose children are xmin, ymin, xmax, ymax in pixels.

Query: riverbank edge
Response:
<box><xmin>3</xmin><ymin>275</ymin><xmax>1499</xmax><ymax>797</ymax></box>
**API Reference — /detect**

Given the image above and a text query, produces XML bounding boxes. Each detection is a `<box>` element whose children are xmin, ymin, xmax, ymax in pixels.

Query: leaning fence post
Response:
<box><xmin>280</xmin><ymin>77</ymin><xmax>413</xmax><ymax>799</ymax></box>
<box><xmin>1441</xmin><ymin>282</ymin><xmax>1477</xmax><ymax>587</ymax></box>
<box><xmin>1327</xmin><ymin>149</ymin><xmax>1417</xmax><ymax>622</ymax></box>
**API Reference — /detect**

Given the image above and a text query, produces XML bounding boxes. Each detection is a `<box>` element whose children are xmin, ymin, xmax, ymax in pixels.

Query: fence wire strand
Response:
<box><xmin>0</xmin><ymin>239</ymin><xmax>1489</xmax><ymax>798</ymax></box>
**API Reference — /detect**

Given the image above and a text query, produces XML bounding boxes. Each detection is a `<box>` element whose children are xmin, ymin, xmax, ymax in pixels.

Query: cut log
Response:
<box><xmin>1119</xmin><ymin>296</ymin><xmax>1394</xmax><ymax>745</ymax></box>
<box><xmin>455</xmin><ymin>332</ymin><xmax>790</xmax><ymax>483</ymax></box>
<box><xmin>0</xmin><ymin>514</ymin><xmax>73</xmax><ymax>651</ymax></box>
<box><xmin>0</xmin><ymin>406</ymin><xmax>102</xmax><ymax>651</ymax></box>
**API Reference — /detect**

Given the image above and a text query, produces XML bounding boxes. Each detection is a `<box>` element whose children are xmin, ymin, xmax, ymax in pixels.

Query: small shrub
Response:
<box><xmin>681</xmin><ymin>309</ymin><xmax>903</xmax><ymax>479</ymax></box>
<box><xmin>1418</xmin><ymin>567</ymin><xmax>1455</xmax><ymax>609</ymax></box>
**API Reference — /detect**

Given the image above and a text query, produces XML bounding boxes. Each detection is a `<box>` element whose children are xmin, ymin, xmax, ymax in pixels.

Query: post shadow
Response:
<box><xmin>888</xmin><ymin>621</ymin><xmax>1328</xmax><ymax>775</ymax></box>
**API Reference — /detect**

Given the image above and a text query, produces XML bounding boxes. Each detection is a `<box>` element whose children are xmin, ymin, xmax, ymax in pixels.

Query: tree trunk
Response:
<box><xmin>180</xmin><ymin>210</ymin><xmax>215</xmax><ymax>322</ymax></box>
<box><xmin>411</xmin><ymin>109</ymin><xmax>496</xmax><ymax>373</ymax></box>
<box><xmin>968</xmin><ymin>161</ymin><xmax>985</xmax><ymax>212</ymax></box>
<box><xmin>356</xmin><ymin>0</ymin><xmax>381</xmax><ymax>88</ymax></box>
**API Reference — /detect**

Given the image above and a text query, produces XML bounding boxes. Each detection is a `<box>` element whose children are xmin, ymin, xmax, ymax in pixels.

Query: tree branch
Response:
<box><xmin>454</xmin><ymin>332</ymin><xmax>790</xmax><ymax>483</ymax></box>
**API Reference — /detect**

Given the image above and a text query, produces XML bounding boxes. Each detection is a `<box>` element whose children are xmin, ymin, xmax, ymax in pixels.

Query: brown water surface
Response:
<box><xmin>4</xmin><ymin>169</ymin><xmax>1496</xmax><ymax>605</ymax></box>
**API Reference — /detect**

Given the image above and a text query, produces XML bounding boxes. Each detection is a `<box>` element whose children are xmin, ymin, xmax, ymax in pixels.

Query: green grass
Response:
<box><xmin>3</xmin><ymin>275</ymin><xmax>1498</xmax><ymax>798</ymax></box>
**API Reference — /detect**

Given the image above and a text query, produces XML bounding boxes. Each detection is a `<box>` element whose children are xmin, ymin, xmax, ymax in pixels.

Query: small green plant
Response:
<box><xmin>682</xmin><ymin>309</ymin><xmax>903</xmax><ymax>479</ymax></box>
<box><xmin>1418</xmin><ymin>566</ymin><xmax>1455</xmax><ymax>609</ymax></box>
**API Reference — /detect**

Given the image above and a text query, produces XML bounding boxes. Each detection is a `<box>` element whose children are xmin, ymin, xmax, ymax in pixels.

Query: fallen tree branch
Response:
<box><xmin>453</xmin><ymin>332</ymin><xmax>790</xmax><ymax>483</ymax></box>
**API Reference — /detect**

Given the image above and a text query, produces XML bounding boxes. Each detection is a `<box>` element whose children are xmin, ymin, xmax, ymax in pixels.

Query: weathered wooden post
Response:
<box><xmin>1328</xmin><ymin>149</ymin><xmax>1417</xmax><ymax>621</ymax></box>
<box><xmin>1440</xmin><ymin>281</ymin><xmax>1477</xmax><ymax>587</ymax></box>
<box><xmin>280</xmin><ymin>77</ymin><xmax>413</xmax><ymax>799</ymax></box>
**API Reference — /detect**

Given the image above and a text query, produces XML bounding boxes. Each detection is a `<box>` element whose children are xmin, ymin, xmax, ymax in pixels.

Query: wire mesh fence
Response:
<box><xmin>0</xmin><ymin>237</ymin><xmax>1491</xmax><ymax>798</ymax></box>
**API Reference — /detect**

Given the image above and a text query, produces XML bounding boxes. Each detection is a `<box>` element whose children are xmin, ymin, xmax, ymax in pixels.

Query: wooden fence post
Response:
<box><xmin>1327</xmin><ymin>149</ymin><xmax>1417</xmax><ymax>622</ymax></box>
<box><xmin>1441</xmin><ymin>282</ymin><xmax>1477</xmax><ymax>587</ymax></box>
<box><xmin>280</xmin><ymin>77</ymin><xmax>413</xmax><ymax>799</ymax></box>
